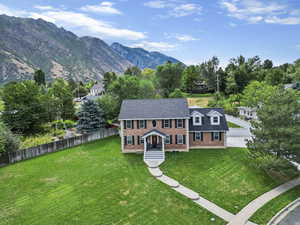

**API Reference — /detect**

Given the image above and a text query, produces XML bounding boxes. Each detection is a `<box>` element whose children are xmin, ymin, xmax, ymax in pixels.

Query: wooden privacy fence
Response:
<box><xmin>7</xmin><ymin>128</ymin><xmax>118</xmax><ymax>164</ymax></box>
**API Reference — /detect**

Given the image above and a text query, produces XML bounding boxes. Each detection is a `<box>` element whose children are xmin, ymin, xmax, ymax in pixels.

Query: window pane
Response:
<box><xmin>127</xmin><ymin>136</ymin><xmax>133</xmax><ymax>144</ymax></box>
<box><xmin>126</xmin><ymin>120</ymin><xmax>132</xmax><ymax>128</ymax></box>
<box><xmin>165</xmin><ymin>135</ymin><xmax>170</xmax><ymax>144</ymax></box>
<box><xmin>177</xmin><ymin>135</ymin><xmax>183</xmax><ymax>144</ymax></box>
<box><xmin>195</xmin><ymin>117</ymin><xmax>200</xmax><ymax>123</ymax></box>
<box><xmin>195</xmin><ymin>132</ymin><xmax>201</xmax><ymax>140</ymax></box>
<box><xmin>177</xmin><ymin>119</ymin><xmax>183</xmax><ymax>128</ymax></box>
<box><xmin>213</xmin><ymin>117</ymin><xmax>218</xmax><ymax>123</ymax></box>
<box><xmin>152</xmin><ymin>120</ymin><xmax>156</xmax><ymax>127</ymax></box>
<box><xmin>213</xmin><ymin>132</ymin><xmax>219</xmax><ymax>140</ymax></box>
<box><xmin>164</xmin><ymin>120</ymin><xmax>169</xmax><ymax>128</ymax></box>
<box><xmin>140</xmin><ymin>120</ymin><xmax>145</xmax><ymax>128</ymax></box>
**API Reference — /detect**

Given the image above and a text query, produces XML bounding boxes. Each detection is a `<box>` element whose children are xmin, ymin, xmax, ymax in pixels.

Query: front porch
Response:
<box><xmin>142</xmin><ymin>130</ymin><xmax>166</xmax><ymax>168</ymax></box>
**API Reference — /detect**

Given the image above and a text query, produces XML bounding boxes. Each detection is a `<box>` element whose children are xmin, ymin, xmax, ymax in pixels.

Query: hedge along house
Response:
<box><xmin>118</xmin><ymin>98</ymin><xmax>229</xmax><ymax>167</ymax></box>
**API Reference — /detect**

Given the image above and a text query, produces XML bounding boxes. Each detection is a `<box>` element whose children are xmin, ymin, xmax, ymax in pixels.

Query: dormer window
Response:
<box><xmin>191</xmin><ymin>111</ymin><xmax>204</xmax><ymax>126</ymax></box>
<box><xmin>207</xmin><ymin>110</ymin><xmax>222</xmax><ymax>125</ymax></box>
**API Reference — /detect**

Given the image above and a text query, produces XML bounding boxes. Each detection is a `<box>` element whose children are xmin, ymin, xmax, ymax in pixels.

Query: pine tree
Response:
<box><xmin>76</xmin><ymin>100</ymin><xmax>105</xmax><ymax>133</ymax></box>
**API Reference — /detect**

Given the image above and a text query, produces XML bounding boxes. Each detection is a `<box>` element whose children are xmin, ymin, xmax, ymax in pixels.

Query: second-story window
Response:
<box><xmin>176</xmin><ymin>119</ymin><xmax>183</xmax><ymax>128</ymax></box>
<box><xmin>139</xmin><ymin>120</ymin><xmax>145</xmax><ymax>128</ymax></box>
<box><xmin>152</xmin><ymin>120</ymin><xmax>157</xmax><ymax>127</ymax></box>
<box><xmin>126</xmin><ymin>120</ymin><xmax>132</xmax><ymax>129</ymax></box>
<box><xmin>164</xmin><ymin>120</ymin><xmax>170</xmax><ymax>128</ymax></box>
<box><xmin>211</xmin><ymin>116</ymin><xmax>220</xmax><ymax>125</ymax></box>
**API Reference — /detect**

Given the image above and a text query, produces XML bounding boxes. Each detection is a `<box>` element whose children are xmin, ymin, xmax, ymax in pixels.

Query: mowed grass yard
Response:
<box><xmin>0</xmin><ymin>136</ymin><xmax>226</xmax><ymax>225</ymax></box>
<box><xmin>187</xmin><ymin>94</ymin><xmax>214</xmax><ymax>108</ymax></box>
<box><xmin>161</xmin><ymin>148</ymin><xmax>296</xmax><ymax>214</ymax></box>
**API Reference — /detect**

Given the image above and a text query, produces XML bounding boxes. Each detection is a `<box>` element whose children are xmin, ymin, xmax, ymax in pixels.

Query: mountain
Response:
<box><xmin>111</xmin><ymin>42</ymin><xmax>182</xmax><ymax>69</ymax></box>
<box><xmin>0</xmin><ymin>15</ymin><xmax>132</xmax><ymax>83</ymax></box>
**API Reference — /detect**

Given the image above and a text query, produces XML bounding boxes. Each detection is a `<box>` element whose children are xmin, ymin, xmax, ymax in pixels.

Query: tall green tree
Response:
<box><xmin>156</xmin><ymin>62</ymin><xmax>185</xmax><ymax>97</ymax></box>
<box><xmin>103</xmin><ymin>72</ymin><xmax>117</xmax><ymax>92</ymax></box>
<box><xmin>124</xmin><ymin>66</ymin><xmax>142</xmax><ymax>76</ymax></box>
<box><xmin>33</xmin><ymin>70</ymin><xmax>46</xmax><ymax>85</ymax></box>
<box><xmin>199</xmin><ymin>56</ymin><xmax>220</xmax><ymax>92</ymax></box>
<box><xmin>2</xmin><ymin>81</ymin><xmax>47</xmax><ymax>135</ymax></box>
<box><xmin>49</xmin><ymin>79</ymin><xmax>75</xmax><ymax>120</ymax></box>
<box><xmin>247</xmin><ymin>88</ymin><xmax>300</xmax><ymax>162</ymax></box>
<box><xmin>182</xmin><ymin>65</ymin><xmax>200</xmax><ymax>92</ymax></box>
<box><xmin>77</xmin><ymin>100</ymin><xmax>105</xmax><ymax>133</ymax></box>
<box><xmin>97</xmin><ymin>94</ymin><xmax>119</xmax><ymax>122</ymax></box>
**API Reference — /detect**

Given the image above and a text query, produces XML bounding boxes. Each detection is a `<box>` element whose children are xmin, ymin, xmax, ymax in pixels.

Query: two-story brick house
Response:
<box><xmin>118</xmin><ymin>98</ymin><xmax>228</xmax><ymax>166</ymax></box>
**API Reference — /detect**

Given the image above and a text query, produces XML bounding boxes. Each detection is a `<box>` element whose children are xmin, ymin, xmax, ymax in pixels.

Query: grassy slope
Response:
<box><xmin>250</xmin><ymin>185</ymin><xmax>300</xmax><ymax>225</ymax></box>
<box><xmin>227</xmin><ymin>121</ymin><xmax>242</xmax><ymax>128</ymax></box>
<box><xmin>187</xmin><ymin>96</ymin><xmax>214</xmax><ymax>107</ymax></box>
<box><xmin>161</xmin><ymin>148</ymin><xmax>288</xmax><ymax>214</ymax></box>
<box><xmin>0</xmin><ymin>136</ymin><xmax>226</xmax><ymax>225</ymax></box>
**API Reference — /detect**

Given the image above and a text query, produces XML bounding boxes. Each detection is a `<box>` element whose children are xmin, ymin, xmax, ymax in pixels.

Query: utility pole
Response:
<box><xmin>216</xmin><ymin>73</ymin><xmax>220</xmax><ymax>93</ymax></box>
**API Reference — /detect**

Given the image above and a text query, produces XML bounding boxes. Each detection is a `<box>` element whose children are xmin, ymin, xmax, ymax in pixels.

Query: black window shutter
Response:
<box><xmin>144</xmin><ymin>120</ymin><xmax>147</xmax><ymax>128</ymax></box>
<box><xmin>183</xmin><ymin>135</ymin><xmax>186</xmax><ymax>144</ymax></box>
<box><xmin>162</xmin><ymin>120</ymin><xmax>165</xmax><ymax>128</ymax></box>
<box><xmin>132</xmin><ymin>136</ymin><xmax>135</xmax><ymax>145</ymax></box>
<box><xmin>175</xmin><ymin>120</ymin><xmax>178</xmax><ymax>128</ymax></box>
<box><xmin>124</xmin><ymin>121</ymin><xmax>127</xmax><ymax>129</ymax></box>
<box><xmin>219</xmin><ymin>132</ymin><xmax>222</xmax><ymax>141</ymax></box>
<box><xmin>137</xmin><ymin>120</ymin><xmax>140</xmax><ymax>129</ymax></box>
<box><xmin>193</xmin><ymin>132</ymin><xmax>195</xmax><ymax>141</ymax></box>
<box><xmin>201</xmin><ymin>132</ymin><xmax>203</xmax><ymax>141</ymax></box>
<box><xmin>137</xmin><ymin>136</ymin><xmax>140</xmax><ymax>145</ymax></box>
<box><xmin>124</xmin><ymin>136</ymin><xmax>127</xmax><ymax>145</ymax></box>
<box><xmin>170</xmin><ymin>135</ymin><xmax>172</xmax><ymax>144</ymax></box>
<box><xmin>175</xmin><ymin>135</ymin><xmax>178</xmax><ymax>144</ymax></box>
<box><xmin>201</xmin><ymin>117</ymin><xmax>204</xmax><ymax>125</ymax></box>
<box><xmin>169</xmin><ymin>119</ymin><xmax>172</xmax><ymax>128</ymax></box>
<box><xmin>132</xmin><ymin>120</ymin><xmax>134</xmax><ymax>129</ymax></box>
<box><xmin>183</xmin><ymin>119</ymin><xmax>185</xmax><ymax>128</ymax></box>
<box><xmin>211</xmin><ymin>132</ymin><xmax>214</xmax><ymax>141</ymax></box>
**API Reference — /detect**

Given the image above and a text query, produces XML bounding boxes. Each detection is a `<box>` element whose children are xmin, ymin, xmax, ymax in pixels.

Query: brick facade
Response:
<box><xmin>122</xmin><ymin>119</ymin><xmax>188</xmax><ymax>152</ymax></box>
<box><xmin>189</xmin><ymin>132</ymin><xmax>225</xmax><ymax>148</ymax></box>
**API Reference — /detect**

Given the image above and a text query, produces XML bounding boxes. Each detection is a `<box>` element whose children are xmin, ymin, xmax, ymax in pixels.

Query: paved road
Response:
<box><xmin>227</xmin><ymin>177</ymin><xmax>300</xmax><ymax>225</ymax></box>
<box><xmin>280</xmin><ymin>205</ymin><xmax>300</xmax><ymax>225</ymax></box>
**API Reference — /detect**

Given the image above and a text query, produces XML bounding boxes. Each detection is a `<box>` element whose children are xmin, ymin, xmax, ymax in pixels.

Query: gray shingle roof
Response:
<box><xmin>118</xmin><ymin>98</ymin><xmax>190</xmax><ymax>120</ymax></box>
<box><xmin>189</xmin><ymin>108</ymin><xmax>229</xmax><ymax>131</ymax></box>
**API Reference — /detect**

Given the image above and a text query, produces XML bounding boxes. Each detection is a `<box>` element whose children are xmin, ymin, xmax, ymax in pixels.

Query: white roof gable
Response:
<box><xmin>207</xmin><ymin>110</ymin><xmax>223</xmax><ymax>117</ymax></box>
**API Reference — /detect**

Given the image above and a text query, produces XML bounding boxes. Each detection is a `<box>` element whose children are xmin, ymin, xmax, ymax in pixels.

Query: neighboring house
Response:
<box><xmin>238</xmin><ymin>106</ymin><xmax>257</xmax><ymax>120</ymax></box>
<box><xmin>89</xmin><ymin>83</ymin><xmax>104</xmax><ymax>96</ymax></box>
<box><xmin>284</xmin><ymin>82</ymin><xmax>300</xmax><ymax>91</ymax></box>
<box><xmin>118</xmin><ymin>98</ymin><xmax>228</xmax><ymax>166</ymax></box>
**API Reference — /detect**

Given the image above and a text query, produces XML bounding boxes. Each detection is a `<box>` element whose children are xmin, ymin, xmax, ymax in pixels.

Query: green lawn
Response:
<box><xmin>161</xmin><ymin>148</ymin><xmax>294</xmax><ymax>214</ymax></box>
<box><xmin>227</xmin><ymin>121</ymin><xmax>242</xmax><ymax>128</ymax></box>
<box><xmin>250</xmin><ymin>185</ymin><xmax>300</xmax><ymax>225</ymax></box>
<box><xmin>0</xmin><ymin>136</ymin><xmax>226</xmax><ymax>225</ymax></box>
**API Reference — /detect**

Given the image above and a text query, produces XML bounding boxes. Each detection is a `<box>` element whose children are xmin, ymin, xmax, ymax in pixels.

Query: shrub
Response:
<box><xmin>51</xmin><ymin>120</ymin><xmax>76</xmax><ymax>129</ymax></box>
<box><xmin>0</xmin><ymin>122</ymin><xmax>20</xmax><ymax>153</ymax></box>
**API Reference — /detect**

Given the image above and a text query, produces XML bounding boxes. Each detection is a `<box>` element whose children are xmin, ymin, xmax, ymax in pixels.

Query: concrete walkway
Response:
<box><xmin>227</xmin><ymin>177</ymin><xmax>300</xmax><ymax>225</ymax></box>
<box><xmin>225</xmin><ymin>114</ymin><xmax>252</xmax><ymax>129</ymax></box>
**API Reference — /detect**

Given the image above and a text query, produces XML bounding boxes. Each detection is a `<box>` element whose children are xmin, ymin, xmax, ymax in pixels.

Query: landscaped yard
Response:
<box><xmin>0</xmin><ymin>136</ymin><xmax>226</xmax><ymax>225</ymax></box>
<box><xmin>227</xmin><ymin>121</ymin><xmax>242</xmax><ymax>128</ymax></box>
<box><xmin>161</xmin><ymin>148</ymin><xmax>295</xmax><ymax>214</ymax></box>
<box><xmin>250</xmin><ymin>185</ymin><xmax>300</xmax><ymax>225</ymax></box>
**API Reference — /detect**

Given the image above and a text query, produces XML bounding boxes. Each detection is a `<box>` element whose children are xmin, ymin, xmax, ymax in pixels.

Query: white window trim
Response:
<box><xmin>126</xmin><ymin>120</ymin><xmax>132</xmax><ymax>129</ymax></box>
<box><xmin>211</xmin><ymin>116</ymin><xmax>220</xmax><ymax>125</ymax></box>
<box><xmin>177</xmin><ymin>134</ymin><xmax>184</xmax><ymax>144</ymax></box>
<box><xmin>177</xmin><ymin>119</ymin><xmax>183</xmax><ymax>128</ymax></box>
<box><xmin>139</xmin><ymin>120</ymin><xmax>145</xmax><ymax>128</ymax></box>
<box><xmin>127</xmin><ymin>136</ymin><xmax>133</xmax><ymax>145</ymax></box>
<box><xmin>213</xmin><ymin>132</ymin><xmax>220</xmax><ymax>141</ymax></box>
<box><xmin>195</xmin><ymin>132</ymin><xmax>202</xmax><ymax>140</ymax></box>
<box><xmin>164</xmin><ymin>120</ymin><xmax>170</xmax><ymax>128</ymax></box>
<box><xmin>193</xmin><ymin>116</ymin><xmax>202</xmax><ymax>126</ymax></box>
<box><xmin>165</xmin><ymin>135</ymin><xmax>170</xmax><ymax>144</ymax></box>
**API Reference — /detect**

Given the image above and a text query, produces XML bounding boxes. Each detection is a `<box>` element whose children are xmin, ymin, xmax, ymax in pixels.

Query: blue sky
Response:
<box><xmin>0</xmin><ymin>0</ymin><xmax>300</xmax><ymax>66</ymax></box>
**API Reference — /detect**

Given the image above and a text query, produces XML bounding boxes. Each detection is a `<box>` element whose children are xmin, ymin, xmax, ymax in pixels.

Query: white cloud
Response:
<box><xmin>174</xmin><ymin>34</ymin><xmax>199</xmax><ymax>41</ymax></box>
<box><xmin>131</xmin><ymin>41</ymin><xmax>176</xmax><ymax>51</ymax></box>
<box><xmin>171</xmin><ymin>3</ymin><xmax>202</xmax><ymax>17</ymax></box>
<box><xmin>265</xmin><ymin>16</ymin><xmax>300</xmax><ymax>25</ymax></box>
<box><xmin>81</xmin><ymin>1</ymin><xmax>122</xmax><ymax>15</ymax></box>
<box><xmin>229</xmin><ymin>22</ymin><xmax>237</xmax><ymax>27</ymax></box>
<box><xmin>30</xmin><ymin>10</ymin><xmax>145</xmax><ymax>40</ymax></box>
<box><xmin>0</xmin><ymin>4</ymin><xmax>145</xmax><ymax>40</ymax></box>
<box><xmin>220</xmin><ymin>0</ymin><xmax>300</xmax><ymax>25</ymax></box>
<box><xmin>34</xmin><ymin>5</ymin><xmax>56</xmax><ymax>11</ymax></box>
<box><xmin>144</xmin><ymin>1</ymin><xmax>167</xmax><ymax>9</ymax></box>
<box><xmin>144</xmin><ymin>1</ymin><xmax>202</xmax><ymax>18</ymax></box>
<box><xmin>0</xmin><ymin>3</ymin><xmax>27</xmax><ymax>17</ymax></box>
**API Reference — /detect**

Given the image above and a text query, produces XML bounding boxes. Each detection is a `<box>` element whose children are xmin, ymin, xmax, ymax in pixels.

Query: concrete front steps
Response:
<box><xmin>144</xmin><ymin>151</ymin><xmax>165</xmax><ymax>167</ymax></box>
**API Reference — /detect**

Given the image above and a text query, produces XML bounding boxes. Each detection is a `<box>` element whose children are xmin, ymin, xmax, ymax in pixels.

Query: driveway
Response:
<box><xmin>225</xmin><ymin>115</ymin><xmax>252</xmax><ymax>148</ymax></box>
